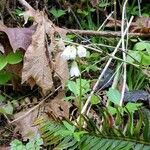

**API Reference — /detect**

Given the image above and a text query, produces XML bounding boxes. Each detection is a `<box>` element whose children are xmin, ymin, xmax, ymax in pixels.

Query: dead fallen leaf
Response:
<box><xmin>22</xmin><ymin>12</ymin><xmax>53</xmax><ymax>94</ymax></box>
<box><xmin>45</xmin><ymin>91</ymin><xmax>71</xmax><ymax>119</ymax></box>
<box><xmin>0</xmin><ymin>26</ymin><xmax>36</xmax><ymax>52</ymax></box>
<box><xmin>14</xmin><ymin>107</ymin><xmax>40</xmax><ymax>140</ymax></box>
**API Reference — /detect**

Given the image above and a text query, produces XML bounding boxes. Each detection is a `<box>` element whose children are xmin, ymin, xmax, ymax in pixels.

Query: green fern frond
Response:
<box><xmin>35</xmin><ymin>115</ymin><xmax>150</xmax><ymax>150</ymax></box>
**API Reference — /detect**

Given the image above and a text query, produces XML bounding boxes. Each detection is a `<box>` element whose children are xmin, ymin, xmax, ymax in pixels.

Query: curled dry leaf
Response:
<box><xmin>22</xmin><ymin>12</ymin><xmax>53</xmax><ymax>94</ymax></box>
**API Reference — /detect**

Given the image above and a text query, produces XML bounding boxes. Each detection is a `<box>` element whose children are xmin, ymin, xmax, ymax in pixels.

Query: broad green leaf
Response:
<box><xmin>134</xmin><ymin>41</ymin><xmax>150</xmax><ymax>54</ymax></box>
<box><xmin>145</xmin><ymin>42</ymin><xmax>150</xmax><ymax>55</ymax></box>
<box><xmin>0</xmin><ymin>71</ymin><xmax>12</xmax><ymax>84</ymax></box>
<box><xmin>106</xmin><ymin>88</ymin><xmax>121</xmax><ymax>105</ymax></box>
<box><xmin>127</xmin><ymin>50</ymin><xmax>141</xmax><ymax>63</ymax></box>
<box><xmin>0</xmin><ymin>55</ymin><xmax>7</xmax><ymax>70</ymax></box>
<box><xmin>6</xmin><ymin>51</ymin><xmax>23</xmax><ymax>64</ymax></box>
<box><xmin>50</xmin><ymin>8</ymin><xmax>65</xmax><ymax>18</ymax></box>
<box><xmin>134</xmin><ymin>41</ymin><xmax>147</xmax><ymax>51</ymax></box>
<box><xmin>67</xmin><ymin>79</ymin><xmax>90</xmax><ymax>97</ymax></box>
<box><xmin>67</xmin><ymin>81</ymin><xmax>78</xmax><ymax>96</ymax></box>
<box><xmin>141</xmin><ymin>53</ymin><xmax>150</xmax><ymax>65</ymax></box>
<box><xmin>91</xmin><ymin>95</ymin><xmax>100</xmax><ymax>105</ymax></box>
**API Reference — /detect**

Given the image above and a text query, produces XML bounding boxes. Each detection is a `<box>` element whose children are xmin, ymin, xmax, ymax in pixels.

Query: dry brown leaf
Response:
<box><xmin>45</xmin><ymin>91</ymin><xmax>71</xmax><ymax>119</ymax></box>
<box><xmin>22</xmin><ymin>12</ymin><xmax>53</xmax><ymax>94</ymax></box>
<box><xmin>14</xmin><ymin>107</ymin><xmax>40</xmax><ymax>140</ymax></box>
<box><xmin>0</xmin><ymin>26</ymin><xmax>35</xmax><ymax>52</ymax></box>
<box><xmin>130</xmin><ymin>17</ymin><xmax>150</xmax><ymax>33</ymax></box>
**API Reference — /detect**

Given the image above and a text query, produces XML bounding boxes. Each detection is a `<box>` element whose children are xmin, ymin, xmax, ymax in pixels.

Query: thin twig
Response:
<box><xmin>68</xmin><ymin>29</ymin><xmax>150</xmax><ymax>37</ymax></box>
<box><xmin>120</xmin><ymin>0</ymin><xmax>128</xmax><ymax>106</ymax></box>
<box><xmin>97</xmin><ymin>11</ymin><xmax>114</xmax><ymax>31</ymax></box>
<box><xmin>81</xmin><ymin>16</ymin><xmax>134</xmax><ymax>115</ymax></box>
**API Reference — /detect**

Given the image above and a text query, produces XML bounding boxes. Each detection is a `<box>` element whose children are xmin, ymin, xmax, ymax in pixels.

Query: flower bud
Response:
<box><xmin>70</xmin><ymin>61</ymin><xmax>80</xmax><ymax>77</ymax></box>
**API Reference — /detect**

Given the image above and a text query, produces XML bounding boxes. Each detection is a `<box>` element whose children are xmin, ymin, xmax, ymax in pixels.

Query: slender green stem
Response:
<box><xmin>79</xmin><ymin>75</ymin><xmax>82</xmax><ymax>131</ymax></box>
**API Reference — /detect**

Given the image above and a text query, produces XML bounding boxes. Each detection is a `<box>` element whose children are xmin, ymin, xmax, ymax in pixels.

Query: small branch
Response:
<box><xmin>68</xmin><ymin>29</ymin><xmax>150</xmax><ymax>38</ymax></box>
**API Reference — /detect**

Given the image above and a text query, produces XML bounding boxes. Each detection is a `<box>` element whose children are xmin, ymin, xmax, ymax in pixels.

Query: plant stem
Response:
<box><xmin>79</xmin><ymin>75</ymin><xmax>82</xmax><ymax>131</ymax></box>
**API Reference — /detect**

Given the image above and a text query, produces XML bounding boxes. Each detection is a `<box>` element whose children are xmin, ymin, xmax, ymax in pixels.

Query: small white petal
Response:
<box><xmin>69</xmin><ymin>46</ymin><xmax>77</xmax><ymax>60</ymax></box>
<box><xmin>61</xmin><ymin>46</ymin><xmax>77</xmax><ymax>60</ymax></box>
<box><xmin>77</xmin><ymin>45</ymin><xmax>87</xmax><ymax>58</ymax></box>
<box><xmin>70</xmin><ymin>61</ymin><xmax>80</xmax><ymax>77</ymax></box>
<box><xmin>61</xmin><ymin>46</ymin><xmax>71</xmax><ymax>60</ymax></box>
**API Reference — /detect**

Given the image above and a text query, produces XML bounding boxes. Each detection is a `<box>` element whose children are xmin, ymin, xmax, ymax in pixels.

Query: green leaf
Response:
<box><xmin>67</xmin><ymin>79</ymin><xmax>90</xmax><ymax>97</ymax></box>
<box><xmin>134</xmin><ymin>41</ymin><xmax>147</xmax><ymax>51</ymax></box>
<box><xmin>50</xmin><ymin>8</ymin><xmax>66</xmax><ymax>18</ymax></box>
<box><xmin>108</xmin><ymin>106</ymin><xmax>117</xmax><ymax>115</ymax></box>
<box><xmin>145</xmin><ymin>42</ymin><xmax>150</xmax><ymax>55</ymax></box>
<box><xmin>0</xmin><ymin>55</ymin><xmax>7</xmax><ymax>70</ymax></box>
<box><xmin>106</xmin><ymin>88</ymin><xmax>121</xmax><ymax>105</ymax></box>
<box><xmin>125</xmin><ymin>103</ymin><xmax>142</xmax><ymax>113</ymax></box>
<box><xmin>0</xmin><ymin>71</ymin><xmax>12</xmax><ymax>85</ymax></box>
<box><xmin>10</xmin><ymin>139</ymin><xmax>26</xmax><ymax>150</ymax></box>
<box><xmin>68</xmin><ymin>81</ymin><xmax>78</xmax><ymax>96</ymax></box>
<box><xmin>126</xmin><ymin>50</ymin><xmax>141</xmax><ymax>63</ymax></box>
<box><xmin>6</xmin><ymin>51</ymin><xmax>23</xmax><ymax>64</ymax></box>
<box><xmin>76</xmin><ymin>79</ymin><xmax>90</xmax><ymax>96</ymax></box>
<box><xmin>2</xmin><ymin>101</ymin><xmax>13</xmax><ymax>114</ymax></box>
<box><xmin>141</xmin><ymin>53</ymin><xmax>150</xmax><ymax>65</ymax></box>
<box><xmin>91</xmin><ymin>95</ymin><xmax>100</xmax><ymax>105</ymax></box>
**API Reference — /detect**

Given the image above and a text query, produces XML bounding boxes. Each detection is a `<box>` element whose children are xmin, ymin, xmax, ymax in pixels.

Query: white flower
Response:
<box><xmin>61</xmin><ymin>45</ymin><xmax>77</xmax><ymax>60</ymax></box>
<box><xmin>70</xmin><ymin>61</ymin><xmax>80</xmax><ymax>77</ymax></box>
<box><xmin>77</xmin><ymin>45</ymin><xmax>87</xmax><ymax>58</ymax></box>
